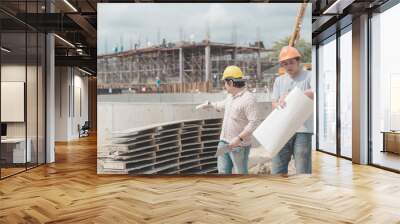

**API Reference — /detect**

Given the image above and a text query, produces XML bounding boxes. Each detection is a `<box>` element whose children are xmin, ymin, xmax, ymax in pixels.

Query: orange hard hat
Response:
<box><xmin>279</xmin><ymin>46</ymin><xmax>301</xmax><ymax>62</ymax></box>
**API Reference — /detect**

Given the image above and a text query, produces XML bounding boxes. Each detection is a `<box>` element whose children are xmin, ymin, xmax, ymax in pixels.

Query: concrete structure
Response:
<box><xmin>97</xmin><ymin>99</ymin><xmax>272</xmax><ymax>147</ymax></box>
<box><xmin>97</xmin><ymin>41</ymin><xmax>274</xmax><ymax>93</ymax></box>
<box><xmin>98</xmin><ymin>118</ymin><xmax>222</xmax><ymax>174</ymax></box>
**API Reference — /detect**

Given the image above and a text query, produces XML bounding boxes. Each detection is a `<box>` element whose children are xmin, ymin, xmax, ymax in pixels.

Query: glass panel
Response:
<box><xmin>339</xmin><ymin>29</ymin><xmax>352</xmax><ymax>158</ymax></box>
<box><xmin>318</xmin><ymin>36</ymin><xmax>337</xmax><ymax>154</ymax></box>
<box><xmin>1</xmin><ymin>31</ymin><xmax>28</xmax><ymax>177</ymax></box>
<box><xmin>371</xmin><ymin>4</ymin><xmax>400</xmax><ymax>171</ymax></box>
<box><xmin>0</xmin><ymin>1</ymin><xmax>46</xmax><ymax>178</ymax></box>
<box><xmin>27</xmin><ymin>31</ymin><xmax>38</xmax><ymax>169</ymax></box>
<box><xmin>38</xmin><ymin>32</ymin><xmax>45</xmax><ymax>165</ymax></box>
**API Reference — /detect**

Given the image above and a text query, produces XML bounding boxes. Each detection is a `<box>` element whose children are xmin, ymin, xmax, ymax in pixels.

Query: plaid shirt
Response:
<box><xmin>212</xmin><ymin>89</ymin><xmax>259</xmax><ymax>146</ymax></box>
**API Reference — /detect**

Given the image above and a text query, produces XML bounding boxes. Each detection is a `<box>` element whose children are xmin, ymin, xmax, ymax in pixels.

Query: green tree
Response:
<box><xmin>270</xmin><ymin>36</ymin><xmax>312</xmax><ymax>63</ymax></box>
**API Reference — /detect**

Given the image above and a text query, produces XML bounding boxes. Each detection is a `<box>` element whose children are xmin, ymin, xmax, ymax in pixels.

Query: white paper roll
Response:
<box><xmin>252</xmin><ymin>87</ymin><xmax>313</xmax><ymax>159</ymax></box>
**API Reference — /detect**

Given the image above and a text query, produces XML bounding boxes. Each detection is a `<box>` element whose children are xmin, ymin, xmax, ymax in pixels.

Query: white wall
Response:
<box><xmin>1</xmin><ymin>65</ymin><xmax>32</xmax><ymax>138</ymax></box>
<box><xmin>71</xmin><ymin>74</ymin><xmax>89</xmax><ymax>138</ymax></box>
<box><xmin>55</xmin><ymin>67</ymin><xmax>89</xmax><ymax>141</ymax></box>
<box><xmin>55</xmin><ymin>67</ymin><xmax>69</xmax><ymax>141</ymax></box>
<box><xmin>1</xmin><ymin>65</ymin><xmax>26</xmax><ymax>81</ymax></box>
<box><xmin>1</xmin><ymin>65</ymin><xmax>26</xmax><ymax>131</ymax></box>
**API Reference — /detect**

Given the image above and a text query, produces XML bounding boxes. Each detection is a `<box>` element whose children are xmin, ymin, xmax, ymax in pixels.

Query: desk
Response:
<box><xmin>1</xmin><ymin>138</ymin><xmax>31</xmax><ymax>163</ymax></box>
<box><xmin>382</xmin><ymin>131</ymin><xmax>400</xmax><ymax>154</ymax></box>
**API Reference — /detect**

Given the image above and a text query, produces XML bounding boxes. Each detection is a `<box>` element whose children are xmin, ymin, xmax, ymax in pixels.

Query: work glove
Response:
<box><xmin>195</xmin><ymin>100</ymin><xmax>212</xmax><ymax>110</ymax></box>
<box><xmin>215</xmin><ymin>137</ymin><xmax>243</xmax><ymax>157</ymax></box>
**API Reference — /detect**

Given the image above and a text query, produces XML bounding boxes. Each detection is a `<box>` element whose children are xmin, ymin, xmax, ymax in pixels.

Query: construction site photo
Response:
<box><xmin>97</xmin><ymin>3</ymin><xmax>312</xmax><ymax>175</ymax></box>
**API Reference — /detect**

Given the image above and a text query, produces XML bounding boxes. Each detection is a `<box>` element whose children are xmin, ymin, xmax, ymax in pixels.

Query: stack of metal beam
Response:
<box><xmin>98</xmin><ymin>118</ymin><xmax>222</xmax><ymax>174</ymax></box>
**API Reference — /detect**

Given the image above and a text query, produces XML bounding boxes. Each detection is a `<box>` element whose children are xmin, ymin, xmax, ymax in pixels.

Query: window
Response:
<box><xmin>370</xmin><ymin>3</ymin><xmax>400</xmax><ymax>171</ymax></box>
<box><xmin>339</xmin><ymin>28</ymin><xmax>352</xmax><ymax>158</ymax></box>
<box><xmin>317</xmin><ymin>36</ymin><xmax>337</xmax><ymax>154</ymax></box>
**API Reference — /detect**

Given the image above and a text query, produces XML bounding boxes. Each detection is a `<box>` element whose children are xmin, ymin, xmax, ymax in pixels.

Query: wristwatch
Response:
<box><xmin>239</xmin><ymin>136</ymin><xmax>244</xmax><ymax>142</ymax></box>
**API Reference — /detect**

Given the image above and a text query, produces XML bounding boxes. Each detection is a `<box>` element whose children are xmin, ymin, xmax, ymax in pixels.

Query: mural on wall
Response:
<box><xmin>97</xmin><ymin>3</ymin><xmax>313</xmax><ymax>175</ymax></box>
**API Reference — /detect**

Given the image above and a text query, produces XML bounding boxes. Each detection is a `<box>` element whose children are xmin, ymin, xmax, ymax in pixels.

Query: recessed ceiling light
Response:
<box><xmin>54</xmin><ymin>34</ymin><xmax>75</xmax><ymax>48</ymax></box>
<box><xmin>323</xmin><ymin>0</ymin><xmax>355</xmax><ymax>15</ymax></box>
<box><xmin>63</xmin><ymin>0</ymin><xmax>78</xmax><ymax>12</ymax></box>
<box><xmin>1</xmin><ymin>47</ymin><xmax>11</xmax><ymax>53</ymax></box>
<box><xmin>78</xmin><ymin>67</ymin><xmax>92</xmax><ymax>76</ymax></box>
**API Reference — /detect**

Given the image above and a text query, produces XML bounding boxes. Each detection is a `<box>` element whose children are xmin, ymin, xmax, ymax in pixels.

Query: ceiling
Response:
<box><xmin>311</xmin><ymin>0</ymin><xmax>391</xmax><ymax>44</ymax></box>
<box><xmin>0</xmin><ymin>0</ymin><xmax>98</xmax><ymax>73</ymax></box>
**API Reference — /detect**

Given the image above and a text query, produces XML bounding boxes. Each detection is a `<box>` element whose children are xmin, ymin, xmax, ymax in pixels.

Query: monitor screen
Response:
<box><xmin>1</xmin><ymin>123</ymin><xmax>7</xmax><ymax>137</ymax></box>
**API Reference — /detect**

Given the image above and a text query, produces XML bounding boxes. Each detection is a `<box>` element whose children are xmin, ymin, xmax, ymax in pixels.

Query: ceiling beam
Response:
<box><xmin>67</xmin><ymin>13</ymin><xmax>97</xmax><ymax>46</ymax></box>
<box><xmin>55</xmin><ymin>55</ymin><xmax>96</xmax><ymax>72</ymax></box>
<box><xmin>322</xmin><ymin>0</ymin><xmax>356</xmax><ymax>14</ymax></box>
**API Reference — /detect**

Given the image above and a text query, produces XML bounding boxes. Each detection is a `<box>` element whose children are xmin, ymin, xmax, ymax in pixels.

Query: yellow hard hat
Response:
<box><xmin>279</xmin><ymin>46</ymin><xmax>301</xmax><ymax>62</ymax></box>
<box><xmin>221</xmin><ymin>65</ymin><xmax>243</xmax><ymax>80</ymax></box>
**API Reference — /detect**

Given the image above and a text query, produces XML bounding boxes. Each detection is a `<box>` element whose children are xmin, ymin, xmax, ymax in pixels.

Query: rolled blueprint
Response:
<box><xmin>252</xmin><ymin>87</ymin><xmax>313</xmax><ymax>159</ymax></box>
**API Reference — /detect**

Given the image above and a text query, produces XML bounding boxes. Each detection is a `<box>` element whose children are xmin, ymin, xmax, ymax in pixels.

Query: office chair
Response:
<box><xmin>79</xmin><ymin>121</ymin><xmax>90</xmax><ymax>138</ymax></box>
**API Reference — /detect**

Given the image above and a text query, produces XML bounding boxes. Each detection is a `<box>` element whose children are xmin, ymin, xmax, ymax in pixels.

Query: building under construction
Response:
<box><xmin>97</xmin><ymin>40</ymin><xmax>275</xmax><ymax>93</ymax></box>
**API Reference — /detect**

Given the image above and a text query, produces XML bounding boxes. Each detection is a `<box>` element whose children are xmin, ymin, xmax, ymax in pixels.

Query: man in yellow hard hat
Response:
<box><xmin>196</xmin><ymin>65</ymin><xmax>259</xmax><ymax>174</ymax></box>
<box><xmin>271</xmin><ymin>46</ymin><xmax>314</xmax><ymax>175</ymax></box>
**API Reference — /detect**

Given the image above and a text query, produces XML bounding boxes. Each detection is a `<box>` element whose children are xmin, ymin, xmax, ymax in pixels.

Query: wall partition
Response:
<box><xmin>0</xmin><ymin>1</ymin><xmax>46</xmax><ymax>179</ymax></box>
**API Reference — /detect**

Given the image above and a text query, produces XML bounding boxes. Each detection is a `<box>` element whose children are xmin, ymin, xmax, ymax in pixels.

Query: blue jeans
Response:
<box><xmin>271</xmin><ymin>133</ymin><xmax>312</xmax><ymax>174</ymax></box>
<box><xmin>217</xmin><ymin>140</ymin><xmax>251</xmax><ymax>174</ymax></box>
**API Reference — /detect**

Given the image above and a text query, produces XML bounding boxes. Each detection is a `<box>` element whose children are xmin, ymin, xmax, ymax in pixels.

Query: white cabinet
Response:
<box><xmin>1</xmin><ymin>138</ymin><xmax>32</xmax><ymax>163</ymax></box>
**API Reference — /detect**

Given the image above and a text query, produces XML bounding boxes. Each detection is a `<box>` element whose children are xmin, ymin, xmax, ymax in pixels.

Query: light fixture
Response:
<box><xmin>322</xmin><ymin>0</ymin><xmax>355</xmax><ymax>15</ymax></box>
<box><xmin>76</xmin><ymin>48</ymin><xmax>86</xmax><ymax>55</ymax></box>
<box><xmin>54</xmin><ymin>34</ymin><xmax>75</xmax><ymax>48</ymax></box>
<box><xmin>1</xmin><ymin>47</ymin><xmax>11</xmax><ymax>53</ymax></box>
<box><xmin>63</xmin><ymin>0</ymin><xmax>78</xmax><ymax>12</ymax></box>
<box><xmin>78</xmin><ymin>67</ymin><xmax>92</xmax><ymax>76</ymax></box>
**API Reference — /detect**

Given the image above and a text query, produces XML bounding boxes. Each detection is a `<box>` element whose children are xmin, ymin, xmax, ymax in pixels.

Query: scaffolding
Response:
<box><xmin>97</xmin><ymin>41</ymin><xmax>274</xmax><ymax>93</ymax></box>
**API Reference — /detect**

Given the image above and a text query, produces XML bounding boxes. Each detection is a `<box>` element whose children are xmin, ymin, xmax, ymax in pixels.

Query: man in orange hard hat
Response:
<box><xmin>270</xmin><ymin>46</ymin><xmax>314</xmax><ymax>175</ymax></box>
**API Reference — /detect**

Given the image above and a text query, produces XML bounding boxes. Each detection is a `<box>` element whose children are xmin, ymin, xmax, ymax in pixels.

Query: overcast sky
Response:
<box><xmin>97</xmin><ymin>3</ymin><xmax>312</xmax><ymax>54</ymax></box>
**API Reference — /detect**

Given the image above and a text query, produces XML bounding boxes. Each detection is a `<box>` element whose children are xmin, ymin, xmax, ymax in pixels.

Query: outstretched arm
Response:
<box><xmin>196</xmin><ymin>98</ymin><xmax>227</xmax><ymax>112</ymax></box>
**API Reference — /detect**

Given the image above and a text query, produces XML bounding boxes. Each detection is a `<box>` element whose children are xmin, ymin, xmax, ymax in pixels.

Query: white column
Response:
<box><xmin>352</xmin><ymin>14</ymin><xmax>369</xmax><ymax>164</ymax></box>
<box><xmin>257</xmin><ymin>50</ymin><xmax>261</xmax><ymax>80</ymax></box>
<box><xmin>46</xmin><ymin>32</ymin><xmax>55</xmax><ymax>163</ymax></box>
<box><xmin>205</xmin><ymin>45</ymin><xmax>210</xmax><ymax>82</ymax></box>
<box><xmin>179</xmin><ymin>48</ymin><xmax>183</xmax><ymax>83</ymax></box>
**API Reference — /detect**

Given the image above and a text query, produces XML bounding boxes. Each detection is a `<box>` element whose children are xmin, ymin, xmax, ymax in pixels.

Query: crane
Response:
<box><xmin>289</xmin><ymin>2</ymin><xmax>308</xmax><ymax>47</ymax></box>
<box><xmin>279</xmin><ymin>2</ymin><xmax>309</xmax><ymax>75</ymax></box>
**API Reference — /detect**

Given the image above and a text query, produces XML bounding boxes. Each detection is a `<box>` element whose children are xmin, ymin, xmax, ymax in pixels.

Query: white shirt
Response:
<box><xmin>212</xmin><ymin>89</ymin><xmax>259</xmax><ymax>145</ymax></box>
